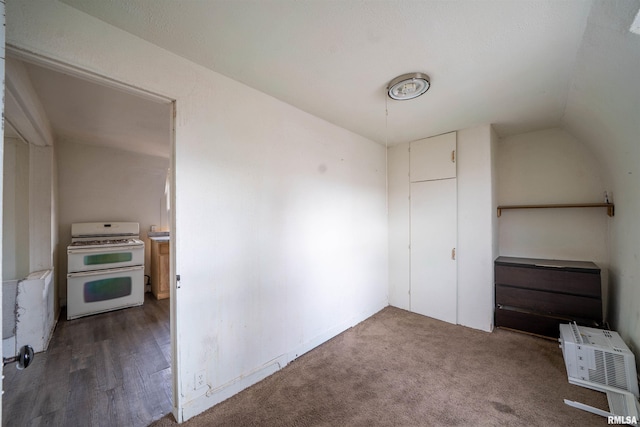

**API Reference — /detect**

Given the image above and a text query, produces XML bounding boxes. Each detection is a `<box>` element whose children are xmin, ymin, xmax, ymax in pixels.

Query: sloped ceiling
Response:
<box><xmin>559</xmin><ymin>0</ymin><xmax>640</xmax><ymax>349</ymax></box>
<box><xmin>562</xmin><ymin>0</ymin><xmax>640</xmax><ymax>186</ymax></box>
<box><xmin>59</xmin><ymin>0</ymin><xmax>595</xmax><ymax>146</ymax></box>
<box><xmin>26</xmin><ymin>62</ymin><xmax>172</xmax><ymax>158</ymax></box>
<box><xmin>5</xmin><ymin>59</ymin><xmax>172</xmax><ymax>158</ymax></box>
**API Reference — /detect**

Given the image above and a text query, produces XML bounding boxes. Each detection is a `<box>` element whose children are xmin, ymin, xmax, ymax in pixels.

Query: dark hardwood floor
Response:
<box><xmin>2</xmin><ymin>293</ymin><xmax>172</xmax><ymax>427</ymax></box>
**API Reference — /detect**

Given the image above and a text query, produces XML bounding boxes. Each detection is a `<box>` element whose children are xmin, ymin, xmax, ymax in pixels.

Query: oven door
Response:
<box><xmin>68</xmin><ymin>244</ymin><xmax>144</xmax><ymax>272</ymax></box>
<box><xmin>67</xmin><ymin>265</ymin><xmax>144</xmax><ymax>320</ymax></box>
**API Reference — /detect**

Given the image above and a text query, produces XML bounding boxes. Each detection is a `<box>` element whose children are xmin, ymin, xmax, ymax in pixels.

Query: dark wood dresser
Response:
<box><xmin>494</xmin><ymin>256</ymin><xmax>603</xmax><ymax>338</ymax></box>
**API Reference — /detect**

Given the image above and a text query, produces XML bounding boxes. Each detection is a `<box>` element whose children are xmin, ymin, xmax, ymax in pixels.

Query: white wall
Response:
<box><xmin>175</xmin><ymin>82</ymin><xmax>388</xmax><ymax>419</ymax></box>
<box><xmin>387</xmin><ymin>142</ymin><xmax>410</xmax><ymax>310</ymax></box>
<box><xmin>8</xmin><ymin>1</ymin><xmax>389</xmax><ymax>421</ymax></box>
<box><xmin>1</xmin><ymin>3</ymin><xmax>6</xmax><ymax>420</ymax></box>
<box><xmin>490</xmin><ymin>127</ymin><xmax>499</xmax><ymax>272</ymax></box>
<box><xmin>457</xmin><ymin>125</ymin><xmax>496</xmax><ymax>332</ymax></box>
<box><xmin>497</xmin><ymin>128</ymin><xmax>610</xmax><ymax>317</ymax></box>
<box><xmin>2</xmin><ymin>138</ymin><xmax>30</xmax><ymax>281</ymax></box>
<box><xmin>51</xmin><ymin>143</ymin><xmax>59</xmax><ymax>316</ymax></box>
<box><xmin>387</xmin><ymin>125</ymin><xmax>496</xmax><ymax>332</ymax></box>
<box><xmin>562</xmin><ymin>0</ymin><xmax>640</xmax><ymax>361</ymax></box>
<box><xmin>29</xmin><ymin>145</ymin><xmax>54</xmax><ymax>272</ymax></box>
<box><xmin>55</xmin><ymin>138</ymin><xmax>170</xmax><ymax>302</ymax></box>
<box><xmin>4</xmin><ymin>54</ymin><xmax>58</xmax><ymax>310</ymax></box>
<box><xmin>497</xmin><ymin>129</ymin><xmax>609</xmax><ymax>255</ymax></box>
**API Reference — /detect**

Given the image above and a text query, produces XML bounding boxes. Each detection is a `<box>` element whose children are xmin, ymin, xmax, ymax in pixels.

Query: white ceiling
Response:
<box><xmin>17</xmin><ymin>61</ymin><xmax>172</xmax><ymax>158</ymax></box>
<box><xmin>57</xmin><ymin>0</ymin><xmax>596</xmax><ymax>146</ymax></box>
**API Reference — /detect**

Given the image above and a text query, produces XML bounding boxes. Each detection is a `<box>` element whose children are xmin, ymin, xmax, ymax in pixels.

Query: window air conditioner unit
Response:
<box><xmin>559</xmin><ymin>322</ymin><xmax>638</xmax><ymax>397</ymax></box>
<box><xmin>560</xmin><ymin>323</ymin><xmax>640</xmax><ymax>421</ymax></box>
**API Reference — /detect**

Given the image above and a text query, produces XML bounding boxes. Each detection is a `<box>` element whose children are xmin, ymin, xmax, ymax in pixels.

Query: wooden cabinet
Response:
<box><xmin>150</xmin><ymin>239</ymin><xmax>170</xmax><ymax>300</ymax></box>
<box><xmin>495</xmin><ymin>256</ymin><xmax>602</xmax><ymax>338</ymax></box>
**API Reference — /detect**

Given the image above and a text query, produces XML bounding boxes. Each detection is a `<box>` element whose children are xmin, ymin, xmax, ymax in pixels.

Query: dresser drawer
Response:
<box><xmin>495</xmin><ymin>307</ymin><xmax>602</xmax><ymax>337</ymax></box>
<box><xmin>495</xmin><ymin>264</ymin><xmax>601</xmax><ymax>297</ymax></box>
<box><xmin>495</xmin><ymin>308</ymin><xmax>564</xmax><ymax>338</ymax></box>
<box><xmin>496</xmin><ymin>285</ymin><xmax>602</xmax><ymax>320</ymax></box>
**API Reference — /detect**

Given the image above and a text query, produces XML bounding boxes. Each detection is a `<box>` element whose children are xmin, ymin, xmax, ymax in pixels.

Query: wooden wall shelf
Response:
<box><xmin>497</xmin><ymin>203</ymin><xmax>615</xmax><ymax>217</ymax></box>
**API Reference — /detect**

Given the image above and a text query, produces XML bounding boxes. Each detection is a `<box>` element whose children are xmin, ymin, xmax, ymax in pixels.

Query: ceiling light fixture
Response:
<box><xmin>387</xmin><ymin>72</ymin><xmax>430</xmax><ymax>100</ymax></box>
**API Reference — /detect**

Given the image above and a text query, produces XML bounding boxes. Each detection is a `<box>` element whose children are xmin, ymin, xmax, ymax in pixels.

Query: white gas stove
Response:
<box><xmin>67</xmin><ymin>222</ymin><xmax>145</xmax><ymax>320</ymax></box>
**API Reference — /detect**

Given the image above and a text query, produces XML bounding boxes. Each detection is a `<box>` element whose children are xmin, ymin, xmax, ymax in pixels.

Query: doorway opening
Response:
<box><xmin>2</xmin><ymin>47</ymin><xmax>178</xmax><ymax>425</ymax></box>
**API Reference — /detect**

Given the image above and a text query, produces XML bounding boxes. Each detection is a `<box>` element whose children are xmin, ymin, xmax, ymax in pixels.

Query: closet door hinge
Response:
<box><xmin>451</xmin><ymin>248</ymin><xmax>456</xmax><ymax>260</ymax></box>
<box><xmin>451</xmin><ymin>150</ymin><xmax>456</xmax><ymax>163</ymax></box>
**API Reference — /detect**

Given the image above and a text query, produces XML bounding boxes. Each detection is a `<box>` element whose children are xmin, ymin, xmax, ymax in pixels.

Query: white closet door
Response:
<box><xmin>410</xmin><ymin>178</ymin><xmax>457</xmax><ymax>324</ymax></box>
<box><xmin>410</xmin><ymin>132</ymin><xmax>456</xmax><ymax>182</ymax></box>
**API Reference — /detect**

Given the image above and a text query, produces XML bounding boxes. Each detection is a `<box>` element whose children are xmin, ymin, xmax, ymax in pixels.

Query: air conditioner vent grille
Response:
<box><xmin>589</xmin><ymin>350</ymin><xmax>606</xmax><ymax>384</ymax></box>
<box><xmin>589</xmin><ymin>350</ymin><xmax>630</xmax><ymax>390</ymax></box>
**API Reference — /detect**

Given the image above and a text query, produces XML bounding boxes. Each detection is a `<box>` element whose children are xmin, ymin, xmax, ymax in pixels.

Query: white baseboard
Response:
<box><xmin>180</xmin><ymin>302</ymin><xmax>386</xmax><ymax>423</ymax></box>
<box><xmin>285</xmin><ymin>304</ymin><xmax>384</xmax><ymax>364</ymax></box>
<box><xmin>181</xmin><ymin>355</ymin><xmax>286</xmax><ymax>422</ymax></box>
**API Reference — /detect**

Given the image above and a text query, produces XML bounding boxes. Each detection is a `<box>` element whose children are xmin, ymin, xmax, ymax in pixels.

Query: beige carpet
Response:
<box><xmin>152</xmin><ymin>306</ymin><xmax>608</xmax><ymax>426</ymax></box>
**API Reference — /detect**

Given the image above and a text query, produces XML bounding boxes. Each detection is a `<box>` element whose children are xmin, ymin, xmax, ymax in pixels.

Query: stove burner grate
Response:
<box><xmin>70</xmin><ymin>238</ymin><xmax>136</xmax><ymax>247</ymax></box>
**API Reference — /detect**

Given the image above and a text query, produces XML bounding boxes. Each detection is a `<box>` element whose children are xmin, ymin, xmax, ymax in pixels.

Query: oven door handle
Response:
<box><xmin>67</xmin><ymin>265</ymin><xmax>144</xmax><ymax>278</ymax></box>
<box><xmin>68</xmin><ymin>245</ymin><xmax>143</xmax><ymax>254</ymax></box>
